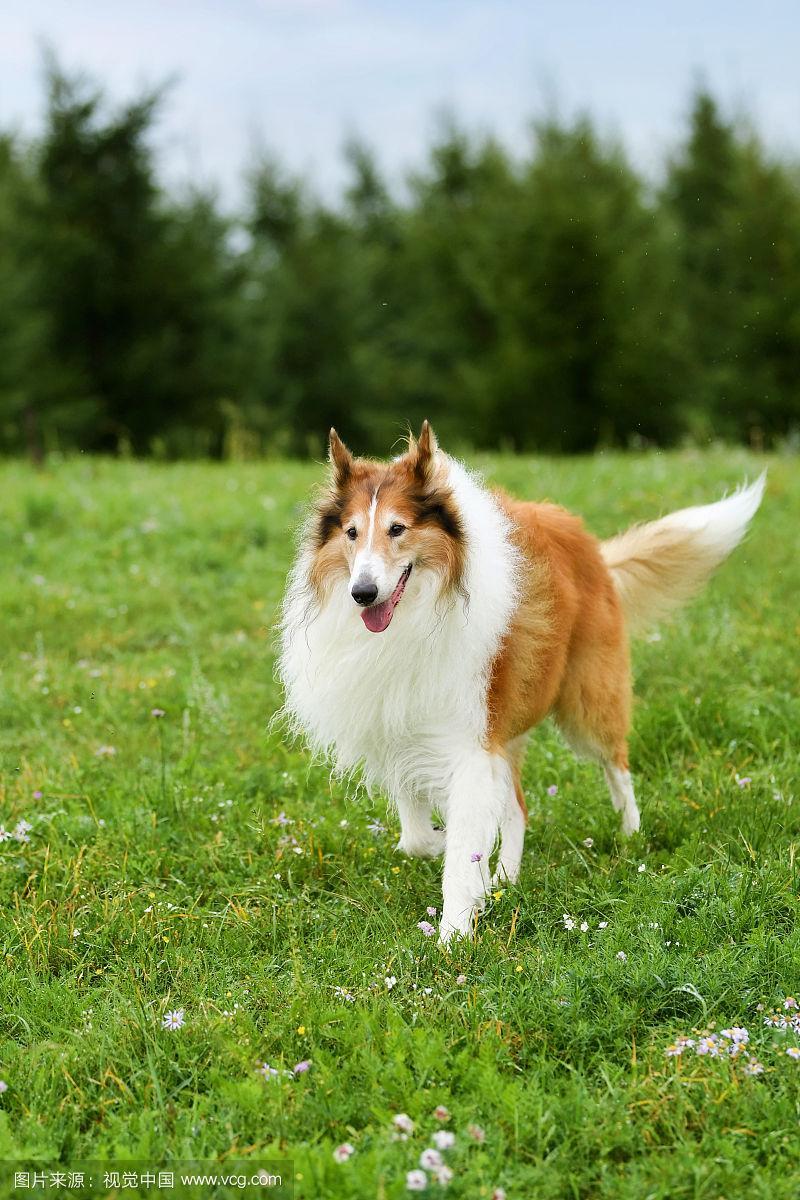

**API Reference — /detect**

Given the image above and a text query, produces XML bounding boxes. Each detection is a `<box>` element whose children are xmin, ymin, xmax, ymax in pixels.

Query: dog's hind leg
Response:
<box><xmin>554</xmin><ymin>637</ymin><xmax>640</xmax><ymax>837</ymax></box>
<box><xmin>557</xmin><ymin>718</ymin><xmax>640</xmax><ymax>837</ymax></box>
<box><xmin>492</xmin><ymin>736</ymin><xmax>528</xmax><ymax>885</ymax></box>
<box><xmin>603</xmin><ymin>756</ymin><xmax>640</xmax><ymax>836</ymax></box>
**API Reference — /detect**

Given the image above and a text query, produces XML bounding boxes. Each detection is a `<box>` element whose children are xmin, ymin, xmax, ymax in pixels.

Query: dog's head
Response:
<box><xmin>308</xmin><ymin>421</ymin><xmax>465</xmax><ymax>632</ymax></box>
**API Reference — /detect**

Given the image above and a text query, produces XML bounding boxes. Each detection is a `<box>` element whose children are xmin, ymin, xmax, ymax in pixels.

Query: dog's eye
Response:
<box><xmin>345</xmin><ymin>527</ymin><xmax>358</xmax><ymax>541</ymax></box>
<box><xmin>388</xmin><ymin>523</ymin><xmax>406</xmax><ymax>538</ymax></box>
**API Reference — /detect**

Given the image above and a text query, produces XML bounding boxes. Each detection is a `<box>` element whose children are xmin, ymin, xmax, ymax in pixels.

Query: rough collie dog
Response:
<box><xmin>278</xmin><ymin>423</ymin><xmax>764</xmax><ymax>943</ymax></box>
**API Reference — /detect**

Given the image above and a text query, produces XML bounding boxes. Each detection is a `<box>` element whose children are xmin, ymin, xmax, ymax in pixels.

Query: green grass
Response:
<box><xmin>0</xmin><ymin>448</ymin><xmax>798</xmax><ymax>1199</ymax></box>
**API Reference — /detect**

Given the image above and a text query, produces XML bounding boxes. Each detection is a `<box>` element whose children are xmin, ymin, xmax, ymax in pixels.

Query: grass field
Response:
<box><xmin>0</xmin><ymin>448</ymin><xmax>798</xmax><ymax>1199</ymax></box>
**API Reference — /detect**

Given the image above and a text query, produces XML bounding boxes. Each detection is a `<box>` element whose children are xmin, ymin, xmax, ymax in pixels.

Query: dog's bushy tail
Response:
<box><xmin>600</xmin><ymin>474</ymin><xmax>766</xmax><ymax>635</ymax></box>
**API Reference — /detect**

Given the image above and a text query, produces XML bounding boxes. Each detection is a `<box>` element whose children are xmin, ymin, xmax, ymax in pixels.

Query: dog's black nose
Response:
<box><xmin>351</xmin><ymin>581</ymin><xmax>379</xmax><ymax>606</ymax></box>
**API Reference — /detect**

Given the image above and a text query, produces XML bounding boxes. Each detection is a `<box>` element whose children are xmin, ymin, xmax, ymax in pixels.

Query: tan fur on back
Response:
<box><xmin>487</xmin><ymin>498</ymin><xmax>631</xmax><ymax>774</ymax></box>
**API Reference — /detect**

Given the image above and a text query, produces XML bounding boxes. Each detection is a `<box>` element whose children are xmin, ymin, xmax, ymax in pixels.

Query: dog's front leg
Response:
<box><xmin>395</xmin><ymin>789</ymin><xmax>446</xmax><ymax>859</ymax></box>
<box><xmin>439</xmin><ymin>750</ymin><xmax>509</xmax><ymax>944</ymax></box>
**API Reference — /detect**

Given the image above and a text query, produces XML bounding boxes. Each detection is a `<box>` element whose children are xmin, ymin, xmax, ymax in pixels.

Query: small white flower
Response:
<box><xmin>406</xmin><ymin>1170</ymin><xmax>427</xmax><ymax>1191</ymax></box>
<box><xmin>562</xmin><ymin>914</ymin><xmax>575</xmax><ymax>930</ymax></box>
<box><xmin>786</xmin><ymin>1047</ymin><xmax>800</xmax><ymax>1060</ymax></box>
<box><xmin>0</xmin><ymin>827</ymin><xmax>11</xmax><ymax>842</ymax></box>
<box><xmin>582</xmin><ymin>838</ymin><xmax>594</xmax><ymax>848</ymax></box>
<box><xmin>455</xmin><ymin>974</ymin><xmax>467</xmax><ymax>985</ymax></box>
<box><xmin>637</xmin><ymin>863</ymin><xmax>646</xmax><ymax>873</ymax></box>
<box><xmin>598</xmin><ymin>921</ymin><xmax>608</xmax><ymax>929</ymax></box>
<box><xmin>492</xmin><ymin>1190</ymin><xmax>507</xmax><ymax>1200</ymax></box>
<box><xmin>580</xmin><ymin>921</ymin><xmax>589</xmax><ymax>933</ymax></box>
<box><xmin>616</xmin><ymin>951</ymin><xmax>627</xmax><ymax>963</ymax></box>
<box><xmin>435</xmin><ymin>1164</ymin><xmax>453</xmax><ymax>1186</ymax></box>
<box><xmin>420</xmin><ymin>1148</ymin><xmax>443</xmax><ymax>1171</ymax></box>
<box><xmin>393</xmin><ymin>1113</ymin><xmax>415</xmax><ymax>1134</ymax></box>
<box><xmin>13</xmin><ymin>820</ymin><xmax>32</xmax><ymax>843</ymax></box>
<box><xmin>257</xmin><ymin>1063</ymin><xmax>280</xmax><ymax>1079</ymax></box>
<box><xmin>467</xmin><ymin>1124</ymin><xmax>485</xmax><ymax>1143</ymax></box>
<box><xmin>665</xmin><ymin>1036</ymin><xmax>694</xmax><ymax>1057</ymax></box>
<box><xmin>0</xmin><ymin>1080</ymin><xmax>7</xmax><ymax>1093</ymax></box>
<box><xmin>72</xmin><ymin>929</ymin><xmax>81</xmax><ymax>939</ymax></box>
<box><xmin>720</xmin><ymin>1027</ymin><xmax>749</xmax><ymax>1045</ymax></box>
<box><xmin>432</xmin><ymin>1130</ymin><xmax>455</xmax><ymax>1150</ymax></box>
<box><xmin>433</xmin><ymin>1105</ymin><xmax>450</xmax><ymax>1121</ymax></box>
<box><xmin>743</xmin><ymin>1058</ymin><xmax>764</xmax><ymax>1076</ymax></box>
<box><xmin>333</xmin><ymin>1143</ymin><xmax>354</xmax><ymax>1163</ymax></box>
<box><xmin>385</xmin><ymin>976</ymin><xmax>397</xmax><ymax>990</ymax></box>
<box><xmin>161</xmin><ymin>1009</ymin><xmax>185</xmax><ymax>1031</ymax></box>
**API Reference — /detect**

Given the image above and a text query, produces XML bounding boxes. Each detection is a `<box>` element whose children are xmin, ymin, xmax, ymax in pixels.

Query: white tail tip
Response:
<box><xmin>658</xmin><ymin>471</ymin><xmax>766</xmax><ymax>558</ymax></box>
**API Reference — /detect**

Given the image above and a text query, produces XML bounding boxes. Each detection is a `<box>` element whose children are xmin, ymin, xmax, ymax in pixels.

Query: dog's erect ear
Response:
<box><xmin>412</xmin><ymin>420</ymin><xmax>438</xmax><ymax>483</ymax></box>
<box><xmin>328</xmin><ymin>428</ymin><xmax>353</xmax><ymax>487</ymax></box>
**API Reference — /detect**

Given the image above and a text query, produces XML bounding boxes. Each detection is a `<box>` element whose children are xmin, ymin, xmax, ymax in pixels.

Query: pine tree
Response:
<box><xmin>506</xmin><ymin>119</ymin><xmax>687</xmax><ymax>451</ymax></box>
<box><xmin>0</xmin><ymin>137</ymin><xmax>47</xmax><ymax>457</ymax></box>
<box><xmin>241</xmin><ymin>160</ymin><xmax>372</xmax><ymax>454</ymax></box>
<box><xmin>665</xmin><ymin>90</ymin><xmax>800</xmax><ymax>443</ymax></box>
<box><xmin>27</xmin><ymin>62</ymin><xmax>239</xmax><ymax>453</ymax></box>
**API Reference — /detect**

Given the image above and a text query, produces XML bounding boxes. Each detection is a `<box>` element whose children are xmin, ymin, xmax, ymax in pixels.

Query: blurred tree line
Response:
<box><xmin>1</xmin><ymin>65</ymin><xmax>799</xmax><ymax>459</ymax></box>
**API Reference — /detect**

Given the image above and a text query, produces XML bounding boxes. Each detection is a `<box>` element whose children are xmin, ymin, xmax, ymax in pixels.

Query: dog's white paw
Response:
<box><xmin>438</xmin><ymin>907</ymin><xmax>479</xmax><ymax>946</ymax></box>
<box><xmin>620</xmin><ymin>805</ymin><xmax>641</xmax><ymax>837</ymax></box>
<box><xmin>438</xmin><ymin>922</ymin><xmax>466</xmax><ymax>948</ymax></box>
<box><xmin>491</xmin><ymin>861</ymin><xmax>521</xmax><ymax>888</ymax></box>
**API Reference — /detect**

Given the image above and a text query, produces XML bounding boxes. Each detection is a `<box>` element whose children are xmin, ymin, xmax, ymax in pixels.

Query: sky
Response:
<box><xmin>1</xmin><ymin>0</ymin><xmax>799</xmax><ymax>210</ymax></box>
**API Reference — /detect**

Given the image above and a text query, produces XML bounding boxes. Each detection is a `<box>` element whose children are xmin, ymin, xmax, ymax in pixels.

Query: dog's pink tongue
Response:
<box><xmin>361</xmin><ymin>599</ymin><xmax>395</xmax><ymax>633</ymax></box>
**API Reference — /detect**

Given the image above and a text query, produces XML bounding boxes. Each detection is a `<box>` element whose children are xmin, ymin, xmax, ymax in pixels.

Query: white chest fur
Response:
<box><xmin>278</xmin><ymin>457</ymin><xmax>520</xmax><ymax>802</ymax></box>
